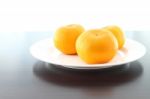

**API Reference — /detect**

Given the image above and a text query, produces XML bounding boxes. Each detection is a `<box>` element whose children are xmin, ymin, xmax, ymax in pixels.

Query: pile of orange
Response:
<box><xmin>53</xmin><ymin>24</ymin><xmax>125</xmax><ymax>64</ymax></box>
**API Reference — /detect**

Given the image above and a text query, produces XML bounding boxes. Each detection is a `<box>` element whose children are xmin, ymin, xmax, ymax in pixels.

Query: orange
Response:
<box><xmin>103</xmin><ymin>25</ymin><xmax>125</xmax><ymax>49</ymax></box>
<box><xmin>76</xmin><ymin>29</ymin><xmax>118</xmax><ymax>64</ymax></box>
<box><xmin>53</xmin><ymin>24</ymin><xmax>84</xmax><ymax>54</ymax></box>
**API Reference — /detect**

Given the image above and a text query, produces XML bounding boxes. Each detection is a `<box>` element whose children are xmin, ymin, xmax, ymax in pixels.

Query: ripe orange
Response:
<box><xmin>53</xmin><ymin>24</ymin><xmax>84</xmax><ymax>54</ymax></box>
<box><xmin>103</xmin><ymin>25</ymin><xmax>125</xmax><ymax>49</ymax></box>
<box><xmin>76</xmin><ymin>29</ymin><xmax>118</xmax><ymax>64</ymax></box>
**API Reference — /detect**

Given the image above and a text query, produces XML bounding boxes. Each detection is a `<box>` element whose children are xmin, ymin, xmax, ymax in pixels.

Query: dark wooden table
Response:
<box><xmin>0</xmin><ymin>31</ymin><xmax>149</xmax><ymax>99</ymax></box>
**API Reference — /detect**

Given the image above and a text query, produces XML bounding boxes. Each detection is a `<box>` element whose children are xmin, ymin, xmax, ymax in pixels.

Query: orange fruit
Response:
<box><xmin>103</xmin><ymin>25</ymin><xmax>125</xmax><ymax>49</ymax></box>
<box><xmin>53</xmin><ymin>24</ymin><xmax>84</xmax><ymax>54</ymax></box>
<box><xmin>76</xmin><ymin>29</ymin><xmax>118</xmax><ymax>64</ymax></box>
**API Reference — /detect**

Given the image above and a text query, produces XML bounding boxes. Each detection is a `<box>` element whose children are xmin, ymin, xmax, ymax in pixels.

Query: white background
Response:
<box><xmin>0</xmin><ymin>0</ymin><xmax>150</xmax><ymax>33</ymax></box>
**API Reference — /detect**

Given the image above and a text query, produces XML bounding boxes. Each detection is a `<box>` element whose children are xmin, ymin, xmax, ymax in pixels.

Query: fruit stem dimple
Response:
<box><xmin>67</xmin><ymin>24</ymin><xmax>76</xmax><ymax>27</ymax></box>
<box><xmin>95</xmin><ymin>33</ymin><xmax>98</xmax><ymax>36</ymax></box>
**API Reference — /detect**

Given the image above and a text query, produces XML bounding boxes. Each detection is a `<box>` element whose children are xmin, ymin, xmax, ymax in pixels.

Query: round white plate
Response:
<box><xmin>30</xmin><ymin>38</ymin><xmax>146</xmax><ymax>69</ymax></box>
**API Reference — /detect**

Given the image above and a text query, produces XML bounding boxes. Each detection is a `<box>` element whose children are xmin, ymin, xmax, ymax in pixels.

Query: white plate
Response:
<box><xmin>30</xmin><ymin>38</ymin><xmax>146</xmax><ymax>69</ymax></box>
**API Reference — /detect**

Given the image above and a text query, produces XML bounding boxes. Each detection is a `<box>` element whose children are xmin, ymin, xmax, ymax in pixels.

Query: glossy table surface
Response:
<box><xmin>0</xmin><ymin>31</ymin><xmax>150</xmax><ymax>99</ymax></box>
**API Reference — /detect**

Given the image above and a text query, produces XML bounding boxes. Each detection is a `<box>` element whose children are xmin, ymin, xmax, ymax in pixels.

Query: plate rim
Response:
<box><xmin>30</xmin><ymin>38</ymin><xmax>146</xmax><ymax>69</ymax></box>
